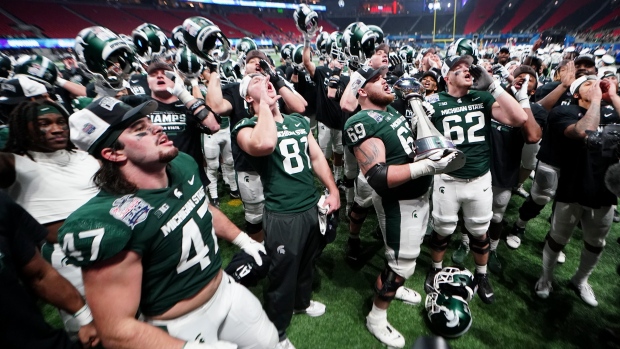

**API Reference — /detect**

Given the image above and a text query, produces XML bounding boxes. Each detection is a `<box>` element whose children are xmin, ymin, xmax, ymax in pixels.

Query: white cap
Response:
<box><xmin>569</xmin><ymin>75</ymin><xmax>598</xmax><ymax>95</ymax></box>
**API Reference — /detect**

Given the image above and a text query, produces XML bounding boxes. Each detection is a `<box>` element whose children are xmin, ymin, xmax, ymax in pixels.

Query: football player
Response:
<box><xmin>207</xmin><ymin>49</ymin><xmax>306</xmax><ymax>242</ymax></box>
<box><xmin>425</xmin><ymin>55</ymin><xmax>528</xmax><ymax>304</ymax></box>
<box><xmin>233</xmin><ymin>74</ymin><xmax>339</xmax><ymax>349</ymax></box>
<box><xmin>535</xmin><ymin>76</ymin><xmax>620</xmax><ymax>307</ymax></box>
<box><xmin>344</xmin><ymin>66</ymin><xmax>457</xmax><ymax>348</ymax></box>
<box><xmin>59</xmin><ymin>98</ymin><xmax>278</xmax><ymax>349</ymax></box>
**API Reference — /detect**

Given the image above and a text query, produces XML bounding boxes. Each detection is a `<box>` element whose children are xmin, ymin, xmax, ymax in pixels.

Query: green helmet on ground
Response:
<box><xmin>425</xmin><ymin>292</ymin><xmax>473</xmax><ymax>338</ymax></box>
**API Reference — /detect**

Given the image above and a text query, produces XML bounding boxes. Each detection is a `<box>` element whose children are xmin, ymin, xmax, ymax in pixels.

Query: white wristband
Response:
<box><xmin>73</xmin><ymin>304</ymin><xmax>93</xmax><ymax>327</ymax></box>
<box><xmin>55</xmin><ymin>77</ymin><xmax>68</xmax><ymax>88</ymax></box>
<box><xmin>488</xmin><ymin>80</ymin><xmax>505</xmax><ymax>99</ymax></box>
<box><xmin>177</xmin><ymin>89</ymin><xmax>194</xmax><ymax>104</ymax></box>
<box><xmin>409</xmin><ymin>160</ymin><xmax>435</xmax><ymax>179</ymax></box>
<box><xmin>190</xmin><ymin>79</ymin><xmax>199</xmax><ymax>87</ymax></box>
<box><xmin>519</xmin><ymin>99</ymin><xmax>531</xmax><ymax>109</ymax></box>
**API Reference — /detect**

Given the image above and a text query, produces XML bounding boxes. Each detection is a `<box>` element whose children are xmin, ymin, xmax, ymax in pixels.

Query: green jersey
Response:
<box><xmin>344</xmin><ymin>106</ymin><xmax>432</xmax><ymax>201</ymax></box>
<box><xmin>232</xmin><ymin>114</ymin><xmax>320</xmax><ymax>213</ymax></box>
<box><xmin>58</xmin><ymin>153</ymin><xmax>221</xmax><ymax>316</ymax></box>
<box><xmin>429</xmin><ymin>90</ymin><xmax>495</xmax><ymax>179</ymax></box>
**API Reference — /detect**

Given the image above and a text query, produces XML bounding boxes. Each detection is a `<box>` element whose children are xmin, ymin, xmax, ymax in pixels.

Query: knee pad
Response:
<box><xmin>432</xmin><ymin>214</ymin><xmax>458</xmax><ymax>236</ymax></box>
<box><xmin>530</xmin><ymin>167</ymin><xmax>558</xmax><ymax>205</ymax></box>
<box><xmin>375</xmin><ymin>265</ymin><xmax>405</xmax><ymax>302</ymax></box>
<box><xmin>545</xmin><ymin>234</ymin><xmax>565</xmax><ymax>252</ymax></box>
<box><xmin>429</xmin><ymin>231</ymin><xmax>451</xmax><ymax>252</ymax></box>
<box><xmin>469</xmin><ymin>234</ymin><xmax>490</xmax><ymax>255</ymax></box>
<box><xmin>584</xmin><ymin>241</ymin><xmax>604</xmax><ymax>255</ymax></box>
<box><xmin>243</xmin><ymin>202</ymin><xmax>263</xmax><ymax>224</ymax></box>
<box><xmin>245</xmin><ymin>221</ymin><xmax>263</xmax><ymax>235</ymax></box>
<box><xmin>206</xmin><ymin>159</ymin><xmax>220</xmax><ymax>171</ymax></box>
<box><xmin>463</xmin><ymin>217</ymin><xmax>491</xmax><ymax>237</ymax></box>
<box><xmin>348</xmin><ymin>202</ymin><xmax>369</xmax><ymax>224</ymax></box>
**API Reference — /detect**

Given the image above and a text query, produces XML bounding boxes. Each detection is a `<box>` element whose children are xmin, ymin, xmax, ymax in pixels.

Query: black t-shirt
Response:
<box><xmin>547</xmin><ymin>104</ymin><xmax>620</xmax><ymax>207</ymax></box>
<box><xmin>121</xmin><ymin>95</ymin><xmax>207</xmax><ymax>184</ymax></box>
<box><xmin>222</xmin><ymin>82</ymin><xmax>255</xmax><ymax>172</ymax></box>
<box><xmin>534</xmin><ymin>81</ymin><xmax>574</xmax><ymax>108</ymax></box>
<box><xmin>312</xmin><ymin>65</ymin><xmax>346</xmax><ymax>130</ymax></box>
<box><xmin>127</xmin><ymin>74</ymin><xmax>151</xmax><ymax>96</ymax></box>
<box><xmin>286</xmin><ymin>66</ymin><xmax>317</xmax><ymax>116</ymax></box>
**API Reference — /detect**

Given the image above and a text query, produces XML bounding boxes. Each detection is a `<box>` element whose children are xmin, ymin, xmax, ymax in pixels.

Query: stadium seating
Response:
<box><xmin>500</xmin><ymin>0</ymin><xmax>545</xmax><ymax>34</ymax></box>
<box><xmin>124</xmin><ymin>7</ymin><xmax>182</xmax><ymax>33</ymax></box>
<box><xmin>227</xmin><ymin>13</ymin><xmax>277</xmax><ymax>37</ymax></box>
<box><xmin>68</xmin><ymin>4</ymin><xmax>143</xmax><ymax>36</ymax></box>
<box><xmin>1</xmin><ymin>1</ymin><xmax>92</xmax><ymax>38</ymax></box>
<box><xmin>538</xmin><ymin>0</ymin><xmax>595</xmax><ymax>31</ymax></box>
<box><xmin>462</xmin><ymin>0</ymin><xmax>502</xmax><ymax>34</ymax></box>
<box><xmin>0</xmin><ymin>13</ymin><xmax>24</xmax><ymax>37</ymax></box>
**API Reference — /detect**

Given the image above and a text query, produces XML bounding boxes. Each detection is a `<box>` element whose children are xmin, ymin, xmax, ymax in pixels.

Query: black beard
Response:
<box><xmin>367</xmin><ymin>88</ymin><xmax>394</xmax><ymax>107</ymax></box>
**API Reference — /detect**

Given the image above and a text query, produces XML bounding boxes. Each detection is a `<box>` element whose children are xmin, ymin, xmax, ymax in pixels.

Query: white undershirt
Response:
<box><xmin>8</xmin><ymin>150</ymin><xmax>100</xmax><ymax>224</ymax></box>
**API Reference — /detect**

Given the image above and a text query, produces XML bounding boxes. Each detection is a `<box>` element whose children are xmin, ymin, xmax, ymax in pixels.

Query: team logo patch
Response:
<box><xmin>110</xmin><ymin>195</ymin><xmax>153</xmax><ymax>229</ymax></box>
<box><xmin>368</xmin><ymin>111</ymin><xmax>384</xmax><ymax>123</ymax></box>
<box><xmin>99</xmin><ymin>97</ymin><xmax>120</xmax><ymax>111</ymax></box>
<box><xmin>426</xmin><ymin>93</ymin><xmax>439</xmax><ymax>104</ymax></box>
<box><xmin>82</xmin><ymin>123</ymin><xmax>96</xmax><ymax>135</ymax></box>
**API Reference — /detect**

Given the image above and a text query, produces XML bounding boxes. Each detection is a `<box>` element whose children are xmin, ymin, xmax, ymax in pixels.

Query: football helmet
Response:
<box><xmin>14</xmin><ymin>54</ymin><xmax>58</xmax><ymax>87</ymax></box>
<box><xmin>315</xmin><ymin>31</ymin><xmax>330</xmax><ymax>55</ymax></box>
<box><xmin>280</xmin><ymin>43</ymin><xmax>295</xmax><ymax>61</ymax></box>
<box><xmin>425</xmin><ymin>292</ymin><xmax>472</xmax><ymax>338</ymax></box>
<box><xmin>182</xmin><ymin>16</ymin><xmax>231</xmax><ymax>63</ymax></box>
<box><xmin>218</xmin><ymin>58</ymin><xmax>239</xmax><ymax>83</ymax></box>
<box><xmin>292</xmin><ymin>44</ymin><xmax>304</xmax><ymax>68</ymax></box>
<box><xmin>399</xmin><ymin>45</ymin><xmax>415</xmax><ymax>63</ymax></box>
<box><xmin>75</xmin><ymin>26</ymin><xmax>135</xmax><ymax>89</ymax></box>
<box><xmin>236</xmin><ymin>36</ymin><xmax>258</xmax><ymax>66</ymax></box>
<box><xmin>0</xmin><ymin>52</ymin><xmax>12</xmax><ymax>78</ymax></box>
<box><xmin>175</xmin><ymin>46</ymin><xmax>203</xmax><ymax>77</ymax></box>
<box><xmin>171</xmin><ymin>25</ymin><xmax>186</xmax><ymax>48</ymax></box>
<box><xmin>433</xmin><ymin>267</ymin><xmax>475</xmax><ymax>302</ymax></box>
<box><xmin>367</xmin><ymin>25</ymin><xmax>384</xmax><ymax>47</ymax></box>
<box><xmin>132</xmin><ymin>23</ymin><xmax>170</xmax><ymax>62</ymax></box>
<box><xmin>343</xmin><ymin>22</ymin><xmax>380</xmax><ymax>62</ymax></box>
<box><xmin>447</xmin><ymin>38</ymin><xmax>479</xmax><ymax>63</ymax></box>
<box><xmin>294</xmin><ymin>4</ymin><xmax>319</xmax><ymax>36</ymax></box>
<box><xmin>325</xmin><ymin>31</ymin><xmax>346</xmax><ymax>63</ymax></box>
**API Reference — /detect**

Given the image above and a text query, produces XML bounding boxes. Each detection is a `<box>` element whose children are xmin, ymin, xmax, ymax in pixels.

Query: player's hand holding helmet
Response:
<box><xmin>294</xmin><ymin>4</ymin><xmax>320</xmax><ymax>42</ymax></box>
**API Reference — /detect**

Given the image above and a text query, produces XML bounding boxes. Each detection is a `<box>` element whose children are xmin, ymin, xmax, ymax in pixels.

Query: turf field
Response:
<box><xmin>42</xmin><ymin>176</ymin><xmax>620</xmax><ymax>349</ymax></box>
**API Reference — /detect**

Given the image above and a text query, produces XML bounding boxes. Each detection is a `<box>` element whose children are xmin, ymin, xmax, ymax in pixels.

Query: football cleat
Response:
<box><xmin>366</xmin><ymin>317</ymin><xmax>406</xmax><ymax>348</ymax></box>
<box><xmin>210</xmin><ymin>197</ymin><xmax>220</xmax><ymax>208</ymax></box>
<box><xmin>534</xmin><ymin>277</ymin><xmax>553</xmax><ymax>299</ymax></box>
<box><xmin>293</xmin><ymin>300</ymin><xmax>326</xmax><ymax>317</ymax></box>
<box><xmin>394</xmin><ymin>286</ymin><xmax>422</xmax><ymax>305</ymax></box>
<box><xmin>514</xmin><ymin>185</ymin><xmax>530</xmax><ymax>198</ymax></box>
<box><xmin>506</xmin><ymin>225</ymin><xmax>525</xmax><ymax>249</ymax></box>
<box><xmin>569</xmin><ymin>279</ymin><xmax>598</xmax><ymax>307</ymax></box>
<box><xmin>345</xmin><ymin>237</ymin><xmax>362</xmax><ymax>262</ymax></box>
<box><xmin>229</xmin><ymin>190</ymin><xmax>240</xmax><ymax>199</ymax></box>
<box><xmin>473</xmin><ymin>272</ymin><xmax>495</xmax><ymax>304</ymax></box>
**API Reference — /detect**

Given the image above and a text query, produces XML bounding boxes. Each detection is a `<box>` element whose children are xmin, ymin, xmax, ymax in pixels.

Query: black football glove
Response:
<box><xmin>259</xmin><ymin>59</ymin><xmax>287</xmax><ymax>91</ymax></box>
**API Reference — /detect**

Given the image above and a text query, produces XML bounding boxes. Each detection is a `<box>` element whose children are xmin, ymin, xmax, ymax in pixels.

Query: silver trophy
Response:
<box><xmin>393</xmin><ymin>77</ymin><xmax>466</xmax><ymax>173</ymax></box>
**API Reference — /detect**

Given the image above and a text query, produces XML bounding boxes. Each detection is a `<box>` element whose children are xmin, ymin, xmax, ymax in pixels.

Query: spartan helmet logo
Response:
<box><xmin>439</xmin><ymin>186</ymin><xmax>445</xmax><ymax>194</ymax></box>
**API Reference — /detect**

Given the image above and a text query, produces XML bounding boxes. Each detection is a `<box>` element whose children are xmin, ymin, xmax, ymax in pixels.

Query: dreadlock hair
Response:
<box><xmin>2</xmin><ymin>99</ymin><xmax>75</xmax><ymax>160</ymax></box>
<box><xmin>92</xmin><ymin>139</ymin><xmax>138</xmax><ymax>195</ymax></box>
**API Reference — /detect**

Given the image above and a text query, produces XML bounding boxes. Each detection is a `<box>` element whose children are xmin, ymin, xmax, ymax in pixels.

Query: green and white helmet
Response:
<box><xmin>14</xmin><ymin>54</ymin><xmax>58</xmax><ymax>86</ymax></box>
<box><xmin>236</xmin><ymin>37</ymin><xmax>258</xmax><ymax>64</ymax></box>
<box><xmin>325</xmin><ymin>31</ymin><xmax>345</xmax><ymax>62</ymax></box>
<box><xmin>399</xmin><ymin>45</ymin><xmax>416</xmax><ymax>63</ymax></box>
<box><xmin>342</xmin><ymin>22</ymin><xmax>380</xmax><ymax>62</ymax></box>
<box><xmin>171</xmin><ymin>25</ymin><xmax>186</xmax><ymax>48</ymax></box>
<box><xmin>425</xmin><ymin>292</ymin><xmax>473</xmax><ymax>338</ymax></box>
<box><xmin>447</xmin><ymin>38</ymin><xmax>479</xmax><ymax>63</ymax></box>
<box><xmin>315</xmin><ymin>31</ymin><xmax>330</xmax><ymax>55</ymax></box>
<box><xmin>175</xmin><ymin>46</ymin><xmax>203</xmax><ymax>77</ymax></box>
<box><xmin>367</xmin><ymin>25</ymin><xmax>384</xmax><ymax>47</ymax></box>
<box><xmin>280</xmin><ymin>43</ymin><xmax>295</xmax><ymax>61</ymax></box>
<box><xmin>132</xmin><ymin>23</ymin><xmax>170</xmax><ymax>62</ymax></box>
<box><xmin>218</xmin><ymin>58</ymin><xmax>239</xmax><ymax>84</ymax></box>
<box><xmin>182</xmin><ymin>17</ymin><xmax>231</xmax><ymax>63</ymax></box>
<box><xmin>75</xmin><ymin>26</ymin><xmax>135</xmax><ymax>88</ymax></box>
<box><xmin>292</xmin><ymin>44</ymin><xmax>304</xmax><ymax>67</ymax></box>
<box><xmin>433</xmin><ymin>267</ymin><xmax>475</xmax><ymax>302</ymax></box>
